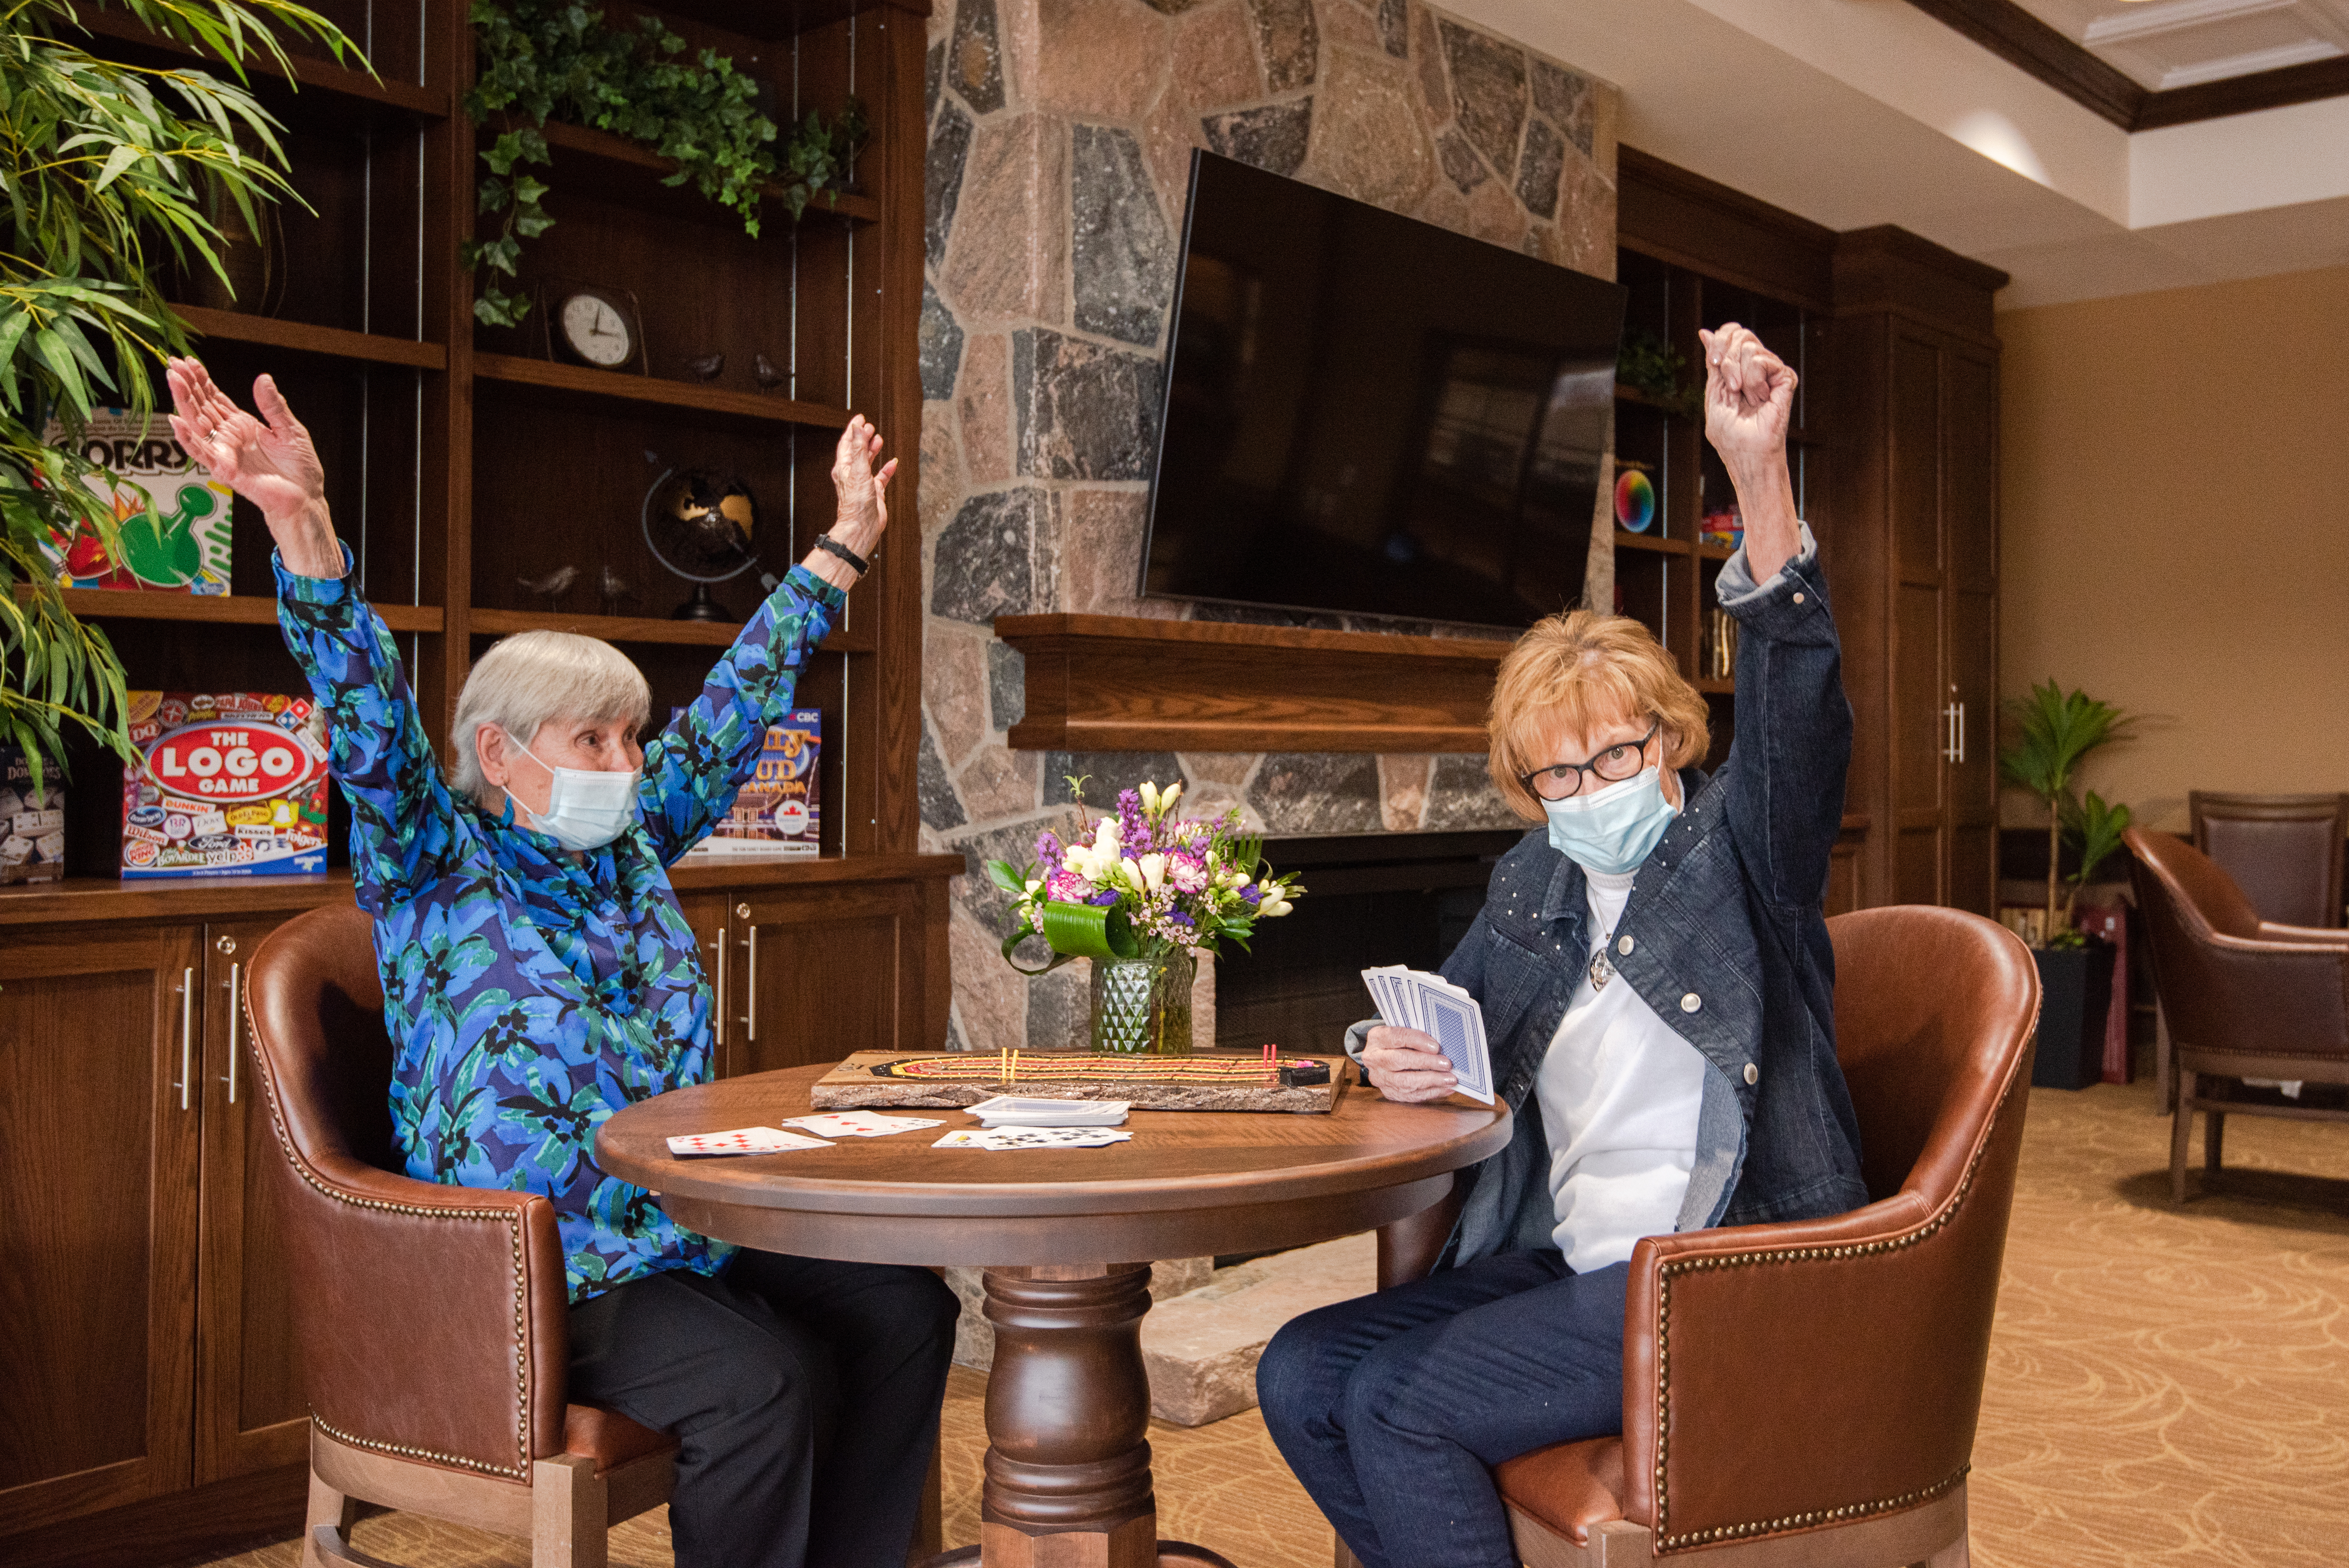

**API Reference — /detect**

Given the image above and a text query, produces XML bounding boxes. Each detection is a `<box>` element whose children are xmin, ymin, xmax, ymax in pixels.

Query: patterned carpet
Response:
<box><xmin>193</xmin><ymin>1080</ymin><xmax>2349</xmax><ymax>1568</ymax></box>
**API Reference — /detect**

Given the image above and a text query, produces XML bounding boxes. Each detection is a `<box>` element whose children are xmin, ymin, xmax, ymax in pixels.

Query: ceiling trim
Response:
<box><xmin>1901</xmin><ymin>0</ymin><xmax>2349</xmax><ymax>129</ymax></box>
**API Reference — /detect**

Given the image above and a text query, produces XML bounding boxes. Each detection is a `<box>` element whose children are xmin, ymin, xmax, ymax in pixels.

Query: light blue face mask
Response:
<box><xmin>499</xmin><ymin>731</ymin><xmax>641</xmax><ymax>853</ymax></box>
<box><xmin>1542</xmin><ymin>765</ymin><xmax>1678</xmax><ymax>875</ymax></box>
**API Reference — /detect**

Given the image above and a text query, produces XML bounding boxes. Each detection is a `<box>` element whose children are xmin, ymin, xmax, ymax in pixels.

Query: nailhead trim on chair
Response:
<box><xmin>247</xmin><ymin>995</ymin><xmax>536</xmax><ymax>1480</ymax></box>
<box><xmin>1648</xmin><ymin>1026</ymin><xmax>2032</xmax><ymax>1554</ymax></box>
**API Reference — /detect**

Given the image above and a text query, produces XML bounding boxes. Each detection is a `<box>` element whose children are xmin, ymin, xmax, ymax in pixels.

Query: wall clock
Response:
<box><xmin>542</xmin><ymin>283</ymin><xmax>646</xmax><ymax>374</ymax></box>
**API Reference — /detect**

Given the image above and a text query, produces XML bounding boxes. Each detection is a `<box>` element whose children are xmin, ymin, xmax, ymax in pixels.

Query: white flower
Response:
<box><xmin>1024</xmin><ymin>878</ymin><xmax>1043</xmax><ymax>896</ymax></box>
<box><xmin>1159</xmin><ymin>781</ymin><xmax>1183</xmax><ymax>813</ymax></box>
<box><xmin>1260</xmin><ymin>896</ymin><xmax>1293</xmax><ymax>917</ymax></box>
<box><xmin>1139</xmin><ymin>852</ymin><xmax>1167</xmax><ymax>892</ymax></box>
<box><xmin>1139</xmin><ymin>780</ymin><xmax>1160</xmax><ymax>812</ymax></box>
<box><xmin>1120</xmin><ymin>856</ymin><xmax>1146</xmax><ymax>891</ymax></box>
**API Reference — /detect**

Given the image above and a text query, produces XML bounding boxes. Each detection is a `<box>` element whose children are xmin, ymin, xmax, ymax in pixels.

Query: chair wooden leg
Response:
<box><xmin>2206</xmin><ymin>1107</ymin><xmax>2226</xmax><ymax>1177</ymax></box>
<box><xmin>2171</xmin><ymin>1069</ymin><xmax>2195</xmax><ymax>1202</ymax></box>
<box><xmin>533</xmin><ymin>1453</ymin><xmax>608</xmax><ymax>1568</ymax></box>
<box><xmin>302</xmin><ymin>1469</ymin><xmax>368</xmax><ymax>1568</ymax></box>
<box><xmin>2155</xmin><ymin>1004</ymin><xmax>2174</xmax><ymax>1113</ymax></box>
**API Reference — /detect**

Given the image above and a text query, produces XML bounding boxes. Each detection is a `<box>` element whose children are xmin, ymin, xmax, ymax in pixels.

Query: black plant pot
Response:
<box><xmin>2031</xmin><ymin>939</ymin><xmax>2115</xmax><ymax>1091</ymax></box>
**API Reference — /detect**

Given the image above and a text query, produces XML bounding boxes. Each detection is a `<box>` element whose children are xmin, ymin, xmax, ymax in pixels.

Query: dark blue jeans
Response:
<box><xmin>1257</xmin><ymin>1251</ymin><xmax>1629</xmax><ymax>1568</ymax></box>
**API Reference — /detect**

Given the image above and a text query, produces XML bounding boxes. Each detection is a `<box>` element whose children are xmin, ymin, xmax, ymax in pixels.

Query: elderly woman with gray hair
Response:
<box><xmin>165</xmin><ymin>357</ymin><xmax>956</xmax><ymax>1568</ymax></box>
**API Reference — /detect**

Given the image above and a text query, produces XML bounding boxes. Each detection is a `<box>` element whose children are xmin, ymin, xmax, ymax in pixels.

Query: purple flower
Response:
<box><xmin>1036</xmin><ymin>830</ymin><xmax>1063</xmax><ymax>866</ymax></box>
<box><xmin>1242</xmin><ymin>884</ymin><xmax>1262</xmax><ymax>906</ymax></box>
<box><xmin>1168</xmin><ymin>909</ymin><xmax>1195</xmax><ymax>928</ymax></box>
<box><xmin>1089</xmin><ymin>888</ymin><xmax>1122</xmax><ymax>907</ymax></box>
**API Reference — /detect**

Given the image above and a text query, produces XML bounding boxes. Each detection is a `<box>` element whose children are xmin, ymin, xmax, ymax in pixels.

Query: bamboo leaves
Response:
<box><xmin>1</xmin><ymin>1</ymin><xmax>358</xmax><ymax>785</ymax></box>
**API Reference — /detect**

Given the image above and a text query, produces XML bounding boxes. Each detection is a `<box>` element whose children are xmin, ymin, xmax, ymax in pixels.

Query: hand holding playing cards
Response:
<box><xmin>1363</xmin><ymin>1025</ymin><xmax>1460</xmax><ymax>1103</ymax></box>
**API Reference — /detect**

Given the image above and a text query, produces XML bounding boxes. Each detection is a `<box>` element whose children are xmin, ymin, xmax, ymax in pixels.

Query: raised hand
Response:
<box><xmin>1697</xmin><ymin>322</ymin><xmax>1802</xmax><ymax>583</ymax></box>
<box><xmin>827</xmin><ymin>413</ymin><xmax>898</xmax><ymax>560</ymax></box>
<box><xmin>1696</xmin><ymin>323</ymin><xmax>1796</xmax><ymax>475</ymax></box>
<box><xmin>165</xmin><ymin>357</ymin><xmax>342</xmax><ymax>576</ymax></box>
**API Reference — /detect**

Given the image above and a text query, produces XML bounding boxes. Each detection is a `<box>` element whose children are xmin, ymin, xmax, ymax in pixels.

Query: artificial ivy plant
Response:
<box><xmin>0</xmin><ymin>0</ymin><xmax>360</xmax><ymax>789</ymax></box>
<box><xmin>462</xmin><ymin>0</ymin><xmax>868</xmax><ymax>327</ymax></box>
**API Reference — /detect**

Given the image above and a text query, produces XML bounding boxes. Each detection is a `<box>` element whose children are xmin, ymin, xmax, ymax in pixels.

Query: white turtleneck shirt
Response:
<box><xmin>1532</xmin><ymin>866</ymin><xmax>1708</xmax><ymax>1273</ymax></box>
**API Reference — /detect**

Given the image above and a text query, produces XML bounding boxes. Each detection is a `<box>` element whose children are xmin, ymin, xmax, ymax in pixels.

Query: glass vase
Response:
<box><xmin>1089</xmin><ymin>948</ymin><xmax>1195</xmax><ymax>1055</ymax></box>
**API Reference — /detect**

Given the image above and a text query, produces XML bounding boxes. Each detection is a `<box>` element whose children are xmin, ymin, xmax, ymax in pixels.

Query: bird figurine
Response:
<box><xmin>597</xmin><ymin>564</ymin><xmax>634</xmax><ymax>617</ymax></box>
<box><xmin>685</xmin><ymin>351</ymin><xmax>725</xmax><ymax>382</ymax></box>
<box><xmin>754</xmin><ymin>352</ymin><xmax>786</xmax><ymax>391</ymax></box>
<box><xmin>517</xmin><ymin>564</ymin><xmax>578</xmax><ymax>611</ymax></box>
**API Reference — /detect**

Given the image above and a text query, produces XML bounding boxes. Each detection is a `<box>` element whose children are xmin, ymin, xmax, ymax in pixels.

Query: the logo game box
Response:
<box><xmin>0</xmin><ymin>745</ymin><xmax>66</xmax><ymax>884</ymax></box>
<box><xmin>697</xmin><ymin>708</ymin><xmax>821</xmax><ymax>855</ymax></box>
<box><xmin>121</xmin><ymin>692</ymin><xmax>331</xmax><ymax>879</ymax></box>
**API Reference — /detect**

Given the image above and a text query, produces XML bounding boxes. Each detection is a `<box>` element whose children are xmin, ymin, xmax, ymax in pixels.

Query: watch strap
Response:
<box><xmin>813</xmin><ymin>533</ymin><xmax>871</xmax><ymax>575</ymax></box>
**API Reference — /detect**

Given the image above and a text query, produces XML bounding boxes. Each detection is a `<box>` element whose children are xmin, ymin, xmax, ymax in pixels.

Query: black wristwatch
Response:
<box><xmin>813</xmin><ymin>533</ymin><xmax>871</xmax><ymax>575</ymax></box>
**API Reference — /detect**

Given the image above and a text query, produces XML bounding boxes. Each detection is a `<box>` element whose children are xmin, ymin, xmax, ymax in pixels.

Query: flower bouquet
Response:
<box><xmin>984</xmin><ymin>779</ymin><xmax>1304</xmax><ymax>1053</ymax></box>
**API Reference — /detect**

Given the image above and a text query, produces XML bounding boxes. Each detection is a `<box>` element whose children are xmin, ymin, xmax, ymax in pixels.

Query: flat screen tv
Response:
<box><xmin>1141</xmin><ymin>151</ymin><xmax>1627</xmax><ymax>631</ymax></box>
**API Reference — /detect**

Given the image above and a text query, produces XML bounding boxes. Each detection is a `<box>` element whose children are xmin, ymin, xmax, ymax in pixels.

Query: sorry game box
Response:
<box><xmin>121</xmin><ymin>692</ymin><xmax>331</xmax><ymax>879</ymax></box>
<box><xmin>43</xmin><ymin>408</ymin><xmax>233</xmax><ymax>593</ymax></box>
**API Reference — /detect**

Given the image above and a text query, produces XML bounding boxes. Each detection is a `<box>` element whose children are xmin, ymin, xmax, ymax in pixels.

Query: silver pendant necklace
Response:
<box><xmin>1589</xmin><ymin>933</ymin><xmax>1615</xmax><ymax>992</ymax></box>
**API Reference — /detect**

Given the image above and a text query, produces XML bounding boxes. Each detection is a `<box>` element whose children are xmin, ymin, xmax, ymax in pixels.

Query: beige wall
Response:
<box><xmin>1998</xmin><ymin>263</ymin><xmax>2349</xmax><ymax>833</ymax></box>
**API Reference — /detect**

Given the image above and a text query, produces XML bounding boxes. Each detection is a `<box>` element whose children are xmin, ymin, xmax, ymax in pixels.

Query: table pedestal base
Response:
<box><xmin>933</xmin><ymin>1263</ymin><xmax>1238</xmax><ymax>1568</ymax></box>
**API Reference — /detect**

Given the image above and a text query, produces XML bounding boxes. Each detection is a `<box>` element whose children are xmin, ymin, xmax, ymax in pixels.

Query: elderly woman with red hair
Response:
<box><xmin>1258</xmin><ymin>323</ymin><xmax>1866</xmax><ymax>1568</ymax></box>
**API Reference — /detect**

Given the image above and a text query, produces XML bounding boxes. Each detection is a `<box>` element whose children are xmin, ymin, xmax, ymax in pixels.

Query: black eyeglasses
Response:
<box><xmin>1519</xmin><ymin>718</ymin><xmax>1661</xmax><ymax>802</ymax></box>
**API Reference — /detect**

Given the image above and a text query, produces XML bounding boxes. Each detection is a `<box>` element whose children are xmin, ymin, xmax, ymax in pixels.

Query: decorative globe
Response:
<box><xmin>647</xmin><ymin>467</ymin><xmax>757</xmax><ymax>576</ymax></box>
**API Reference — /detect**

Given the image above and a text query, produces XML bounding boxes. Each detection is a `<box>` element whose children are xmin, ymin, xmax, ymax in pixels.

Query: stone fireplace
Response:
<box><xmin>917</xmin><ymin>0</ymin><xmax>1618</xmax><ymax>1051</ymax></box>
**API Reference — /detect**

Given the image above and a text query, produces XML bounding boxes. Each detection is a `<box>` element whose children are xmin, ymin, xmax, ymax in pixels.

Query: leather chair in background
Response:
<box><xmin>245</xmin><ymin>904</ymin><xmax>679</xmax><ymax>1568</ymax></box>
<box><xmin>1347</xmin><ymin>905</ymin><xmax>2041</xmax><ymax>1568</ymax></box>
<box><xmin>2188</xmin><ymin>791</ymin><xmax>2349</xmax><ymax>929</ymax></box>
<box><xmin>2126</xmin><ymin>829</ymin><xmax>2349</xmax><ymax>1204</ymax></box>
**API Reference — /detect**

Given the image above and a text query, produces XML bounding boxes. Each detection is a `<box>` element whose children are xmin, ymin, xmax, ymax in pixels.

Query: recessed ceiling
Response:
<box><xmin>2009</xmin><ymin>0</ymin><xmax>2349</xmax><ymax>91</ymax></box>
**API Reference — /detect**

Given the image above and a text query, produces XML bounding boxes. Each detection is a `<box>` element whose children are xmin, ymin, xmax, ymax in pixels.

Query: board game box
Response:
<box><xmin>42</xmin><ymin>408</ymin><xmax>233</xmax><ymax>593</ymax></box>
<box><xmin>0</xmin><ymin>745</ymin><xmax>66</xmax><ymax>884</ymax></box>
<box><xmin>121</xmin><ymin>692</ymin><xmax>331</xmax><ymax>879</ymax></box>
<box><xmin>694</xmin><ymin>707</ymin><xmax>821</xmax><ymax>855</ymax></box>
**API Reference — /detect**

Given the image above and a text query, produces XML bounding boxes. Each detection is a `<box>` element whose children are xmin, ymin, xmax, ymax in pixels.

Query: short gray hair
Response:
<box><xmin>449</xmin><ymin>631</ymin><xmax>651</xmax><ymax>808</ymax></box>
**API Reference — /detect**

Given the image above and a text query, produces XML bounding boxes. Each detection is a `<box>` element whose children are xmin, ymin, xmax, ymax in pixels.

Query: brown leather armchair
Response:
<box><xmin>1347</xmin><ymin>904</ymin><xmax>2040</xmax><ymax>1568</ymax></box>
<box><xmin>2189</xmin><ymin>791</ymin><xmax>2349</xmax><ymax>929</ymax></box>
<box><xmin>244</xmin><ymin>904</ymin><xmax>679</xmax><ymax>1568</ymax></box>
<box><xmin>2126</xmin><ymin>828</ymin><xmax>2349</xmax><ymax>1204</ymax></box>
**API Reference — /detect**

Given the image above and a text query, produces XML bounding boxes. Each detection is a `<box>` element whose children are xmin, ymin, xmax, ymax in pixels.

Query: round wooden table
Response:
<box><xmin>596</xmin><ymin>1063</ymin><xmax>1511</xmax><ymax>1568</ymax></box>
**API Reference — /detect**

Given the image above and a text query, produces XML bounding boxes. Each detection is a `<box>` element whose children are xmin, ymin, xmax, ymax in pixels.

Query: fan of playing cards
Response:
<box><xmin>1361</xmin><ymin>965</ymin><xmax>1494</xmax><ymax>1104</ymax></box>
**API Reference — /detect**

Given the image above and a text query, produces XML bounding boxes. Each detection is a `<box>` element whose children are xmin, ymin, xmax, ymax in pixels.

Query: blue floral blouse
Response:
<box><xmin>276</xmin><ymin>552</ymin><xmax>843</xmax><ymax>1302</ymax></box>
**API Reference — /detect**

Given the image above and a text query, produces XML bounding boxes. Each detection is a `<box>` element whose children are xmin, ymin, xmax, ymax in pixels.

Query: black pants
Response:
<box><xmin>567</xmin><ymin>1251</ymin><xmax>959</xmax><ymax>1568</ymax></box>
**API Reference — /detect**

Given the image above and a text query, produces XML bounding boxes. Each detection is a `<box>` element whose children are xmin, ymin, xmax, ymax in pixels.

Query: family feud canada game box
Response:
<box><xmin>120</xmin><ymin>692</ymin><xmax>331</xmax><ymax>878</ymax></box>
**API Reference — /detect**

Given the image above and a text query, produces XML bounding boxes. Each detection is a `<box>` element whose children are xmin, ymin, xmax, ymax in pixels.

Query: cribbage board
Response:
<box><xmin>810</xmin><ymin>1050</ymin><xmax>1348</xmax><ymax>1114</ymax></box>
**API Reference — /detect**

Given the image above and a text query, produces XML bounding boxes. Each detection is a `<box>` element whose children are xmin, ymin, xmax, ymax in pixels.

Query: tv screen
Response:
<box><xmin>1141</xmin><ymin>151</ymin><xmax>1628</xmax><ymax>631</ymax></box>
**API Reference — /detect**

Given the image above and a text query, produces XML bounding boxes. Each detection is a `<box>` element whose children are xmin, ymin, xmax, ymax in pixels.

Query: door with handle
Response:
<box><xmin>193</xmin><ymin>919</ymin><xmax>310</xmax><ymax>1480</ymax></box>
<box><xmin>0</xmin><ymin>923</ymin><xmax>202</xmax><ymax>1532</ymax></box>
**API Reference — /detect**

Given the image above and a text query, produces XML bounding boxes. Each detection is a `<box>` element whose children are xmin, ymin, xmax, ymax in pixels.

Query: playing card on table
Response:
<box><xmin>966</xmin><ymin>1095</ymin><xmax>1129</xmax><ymax>1128</ymax></box>
<box><xmin>933</xmin><ymin>1127</ymin><xmax>1135</xmax><ymax>1150</ymax></box>
<box><xmin>666</xmin><ymin>1126</ymin><xmax>834</xmax><ymax>1158</ymax></box>
<box><xmin>782</xmin><ymin>1111</ymin><xmax>945</xmax><ymax>1139</ymax></box>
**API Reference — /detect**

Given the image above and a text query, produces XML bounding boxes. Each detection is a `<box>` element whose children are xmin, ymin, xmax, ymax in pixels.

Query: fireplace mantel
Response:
<box><xmin>993</xmin><ymin>614</ymin><xmax>1510</xmax><ymax>754</ymax></box>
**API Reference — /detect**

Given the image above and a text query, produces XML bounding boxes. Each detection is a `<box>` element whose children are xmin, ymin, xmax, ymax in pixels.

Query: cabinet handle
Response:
<box><xmin>711</xmin><ymin>934</ymin><xmax>728</xmax><ymax>1049</ymax></box>
<box><xmin>1954</xmin><ymin>701</ymin><xmax>1966</xmax><ymax>765</ymax></box>
<box><xmin>173</xmin><ymin>967</ymin><xmax>194</xmax><ymax>1112</ymax></box>
<box><xmin>739</xmin><ymin>926</ymin><xmax>759</xmax><ymax>1042</ymax></box>
<box><xmin>222</xmin><ymin>961</ymin><xmax>241</xmax><ymax>1103</ymax></box>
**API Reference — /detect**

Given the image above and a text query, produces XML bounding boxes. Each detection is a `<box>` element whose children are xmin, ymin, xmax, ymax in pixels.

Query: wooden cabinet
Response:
<box><xmin>193</xmin><ymin>919</ymin><xmax>310</xmax><ymax>1482</ymax></box>
<box><xmin>1831</xmin><ymin>230</ymin><xmax>2006</xmax><ymax>917</ymax></box>
<box><xmin>0</xmin><ymin>924</ymin><xmax>202</xmax><ymax>1533</ymax></box>
<box><xmin>0</xmin><ymin>853</ymin><xmax>958</xmax><ymax>1563</ymax></box>
<box><xmin>1617</xmin><ymin>156</ymin><xmax>2006</xmax><ymax>917</ymax></box>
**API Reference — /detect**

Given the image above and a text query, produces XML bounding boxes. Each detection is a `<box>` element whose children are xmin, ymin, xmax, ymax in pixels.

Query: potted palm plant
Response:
<box><xmin>1</xmin><ymin>0</ymin><xmax>357</xmax><ymax>792</ymax></box>
<box><xmin>1998</xmin><ymin>680</ymin><xmax>2132</xmax><ymax>1089</ymax></box>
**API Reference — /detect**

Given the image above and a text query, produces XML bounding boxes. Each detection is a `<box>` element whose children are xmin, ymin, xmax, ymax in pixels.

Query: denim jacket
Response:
<box><xmin>1349</xmin><ymin>528</ymin><xmax>1868</xmax><ymax>1266</ymax></box>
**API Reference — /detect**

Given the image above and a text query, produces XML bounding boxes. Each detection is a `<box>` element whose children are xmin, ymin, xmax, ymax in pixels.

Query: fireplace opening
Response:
<box><xmin>1216</xmin><ymin>829</ymin><xmax>1524</xmax><ymax>1057</ymax></box>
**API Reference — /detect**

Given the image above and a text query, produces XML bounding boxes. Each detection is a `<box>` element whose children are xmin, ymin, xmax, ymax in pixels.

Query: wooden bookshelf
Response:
<box><xmin>4</xmin><ymin>11</ymin><xmax>938</xmax><ymax>1559</ymax></box>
